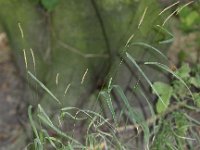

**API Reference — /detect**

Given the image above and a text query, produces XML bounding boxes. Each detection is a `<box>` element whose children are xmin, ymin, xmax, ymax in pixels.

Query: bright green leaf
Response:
<box><xmin>190</xmin><ymin>75</ymin><xmax>200</xmax><ymax>88</ymax></box>
<box><xmin>152</xmin><ymin>82</ymin><xmax>173</xmax><ymax>113</ymax></box>
<box><xmin>175</xmin><ymin>63</ymin><xmax>191</xmax><ymax>79</ymax></box>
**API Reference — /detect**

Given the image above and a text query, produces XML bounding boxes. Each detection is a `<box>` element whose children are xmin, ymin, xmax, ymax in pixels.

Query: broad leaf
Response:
<box><xmin>175</xmin><ymin>63</ymin><xmax>191</xmax><ymax>79</ymax></box>
<box><xmin>190</xmin><ymin>75</ymin><xmax>200</xmax><ymax>88</ymax></box>
<box><xmin>152</xmin><ymin>82</ymin><xmax>173</xmax><ymax>113</ymax></box>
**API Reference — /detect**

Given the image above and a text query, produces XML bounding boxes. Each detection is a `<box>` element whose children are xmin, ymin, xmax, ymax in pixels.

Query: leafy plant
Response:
<box><xmin>25</xmin><ymin>1</ymin><xmax>200</xmax><ymax>149</ymax></box>
<box><xmin>27</xmin><ymin>57</ymin><xmax>200</xmax><ymax>149</ymax></box>
<box><xmin>178</xmin><ymin>5</ymin><xmax>200</xmax><ymax>32</ymax></box>
<box><xmin>150</xmin><ymin>63</ymin><xmax>200</xmax><ymax>149</ymax></box>
<box><xmin>152</xmin><ymin>63</ymin><xmax>200</xmax><ymax>113</ymax></box>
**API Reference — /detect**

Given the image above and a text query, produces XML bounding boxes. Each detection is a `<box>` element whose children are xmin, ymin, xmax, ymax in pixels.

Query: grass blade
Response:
<box><xmin>130</xmin><ymin>42</ymin><xmax>167</xmax><ymax>60</ymax></box>
<box><xmin>100</xmin><ymin>90</ymin><xmax>116</xmax><ymax>123</ymax></box>
<box><xmin>112</xmin><ymin>85</ymin><xmax>150</xmax><ymax>146</ymax></box>
<box><xmin>126</xmin><ymin>53</ymin><xmax>167</xmax><ymax>108</ymax></box>
<box><xmin>28</xmin><ymin>71</ymin><xmax>61</xmax><ymax>104</ymax></box>
<box><xmin>28</xmin><ymin>105</ymin><xmax>43</xmax><ymax>150</ymax></box>
<box><xmin>37</xmin><ymin>105</ymin><xmax>83</xmax><ymax>147</ymax></box>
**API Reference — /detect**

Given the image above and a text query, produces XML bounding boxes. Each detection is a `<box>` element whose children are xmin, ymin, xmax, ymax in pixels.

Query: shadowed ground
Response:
<box><xmin>0</xmin><ymin>33</ymin><xmax>27</xmax><ymax>149</ymax></box>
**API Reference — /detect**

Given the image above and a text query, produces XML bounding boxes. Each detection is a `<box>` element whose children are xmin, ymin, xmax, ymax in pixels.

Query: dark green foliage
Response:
<box><xmin>151</xmin><ymin>112</ymin><xmax>189</xmax><ymax>150</ymax></box>
<box><xmin>41</xmin><ymin>0</ymin><xmax>59</xmax><ymax>11</ymax></box>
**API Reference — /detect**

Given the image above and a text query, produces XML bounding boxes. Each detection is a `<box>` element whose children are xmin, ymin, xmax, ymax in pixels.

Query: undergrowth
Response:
<box><xmin>25</xmin><ymin>2</ymin><xmax>200</xmax><ymax>150</ymax></box>
<box><xmin>26</xmin><ymin>52</ymin><xmax>200</xmax><ymax>150</ymax></box>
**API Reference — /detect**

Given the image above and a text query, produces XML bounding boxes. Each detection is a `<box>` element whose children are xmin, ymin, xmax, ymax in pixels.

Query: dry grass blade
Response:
<box><xmin>81</xmin><ymin>68</ymin><xmax>88</xmax><ymax>84</ymax></box>
<box><xmin>162</xmin><ymin>9</ymin><xmax>178</xmax><ymax>26</ymax></box>
<box><xmin>176</xmin><ymin>1</ymin><xmax>194</xmax><ymax>14</ymax></box>
<box><xmin>64</xmin><ymin>83</ymin><xmax>71</xmax><ymax>96</ymax></box>
<box><xmin>138</xmin><ymin>7</ymin><xmax>148</xmax><ymax>29</ymax></box>
<box><xmin>23</xmin><ymin>49</ymin><xmax>28</xmax><ymax>69</ymax></box>
<box><xmin>18</xmin><ymin>22</ymin><xmax>24</xmax><ymax>39</ymax></box>
<box><xmin>159</xmin><ymin>1</ymin><xmax>180</xmax><ymax>15</ymax></box>
<box><xmin>56</xmin><ymin>73</ymin><xmax>59</xmax><ymax>85</ymax></box>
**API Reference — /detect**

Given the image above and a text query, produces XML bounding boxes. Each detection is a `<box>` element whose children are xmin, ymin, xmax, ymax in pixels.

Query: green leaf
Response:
<box><xmin>193</xmin><ymin>93</ymin><xmax>200</xmax><ymax>108</ymax></box>
<box><xmin>174</xmin><ymin>112</ymin><xmax>188</xmax><ymax>136</ymax></box>
<box><xmin>174</xmin><ymin>112</ymin><xmax>188</xmax><ymax>148</ymax></box>
<box><xmin>184</xmin><ymin>11</ymin><xmax>199</xmax><ymax>27</ymax></box>
<box><xmin>190</xmin><ymin>75</ymin><xmax>200</xmax><ymax>88</ymax></box>
<box><xmin>152</xmin><ymin>82</ymin><xmax>173</xmax><ymax>113</ymax></box>
<box><xmin>175</xmin><ymin>63</ymin><xmax>191</xmax><ymax>79</ymax></box>
<box><xmin>172</xmin><ymin>80</ymin><xmax>187</xmax><ymax>99</ymax></box>
<box><xmin>41</xmin><ymin>0</ymin><xmax>59</xmax><ymax>11</ymax></box>
<box><xmin>145</xmin><ymin>62</ymin><xmax>194</xmax><ymax>100</ymax></box>
<box><xmin>179</xmin><ymin>6</ymin><xmax>200</xmax><ymax>31</ymax></box>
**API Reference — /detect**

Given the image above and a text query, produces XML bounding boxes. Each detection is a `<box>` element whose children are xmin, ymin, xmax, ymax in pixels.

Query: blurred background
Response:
<box><xmin>0</xmin><ymin>0</ymin><xmax>199</xmax><ymax>149</ymax></box>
